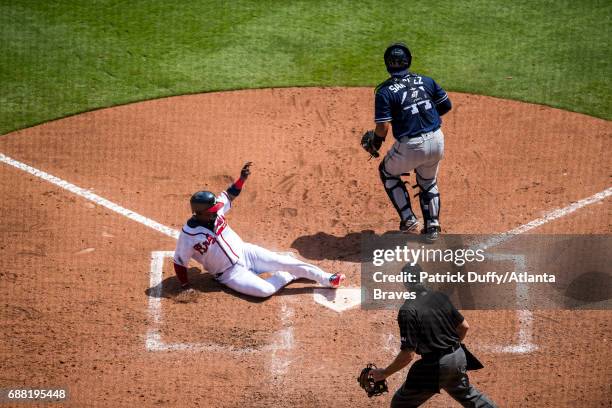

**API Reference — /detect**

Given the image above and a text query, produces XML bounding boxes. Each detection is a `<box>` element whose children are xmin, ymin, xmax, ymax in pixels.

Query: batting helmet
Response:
<box><xmin>190</xmin><ymin>191</ymin><xmax>223</xmax><ymax>212</ymax></box>
<box><xmin>384</xmin><ymin>42</ymin><xmax>412</xmax><ymax>76</ymax></box>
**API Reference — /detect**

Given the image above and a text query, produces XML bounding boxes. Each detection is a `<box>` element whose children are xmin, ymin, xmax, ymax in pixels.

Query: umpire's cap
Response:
<box><xmin>384</xmin><ymin>42</ymin><xmax>412</xmax><ymax>76</ymax></box>
<box><xmin>190</xmin><ymin>191</ymin><xmax>223</xmax><ymax>212</ymax></box>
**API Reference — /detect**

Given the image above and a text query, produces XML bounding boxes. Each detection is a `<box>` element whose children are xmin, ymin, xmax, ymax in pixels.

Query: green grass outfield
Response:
<box><xmin>1</xmin><ymin>0</ymin><xmax>610</xmax><ymax>134</ymax></box>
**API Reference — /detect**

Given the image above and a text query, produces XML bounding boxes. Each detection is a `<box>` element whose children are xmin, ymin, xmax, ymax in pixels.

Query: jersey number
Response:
<box><xmin>401</xmin><ymin>84</ymin><xmax>432</xmax><ymax>115</ymax></box>
<box><xmin>403</xmin><ymin>99</ymin><xmax>432</xmax><ymax>114</ymax></box>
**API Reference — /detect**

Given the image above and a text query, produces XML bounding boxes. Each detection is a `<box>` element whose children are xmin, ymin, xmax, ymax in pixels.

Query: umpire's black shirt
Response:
<box><xmin>398</xmin><ymin>290</ymin><xmax>464</xmax><ymax>355</ymax></box>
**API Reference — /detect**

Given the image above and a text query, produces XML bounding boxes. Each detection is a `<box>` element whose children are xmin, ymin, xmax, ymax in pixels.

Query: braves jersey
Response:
<box><xmin>374</xmin><ymin>73</ymin><xmax>449</xmax><ymax>140</ymax></box>
<box><xmin>173</xmin><ymin>192</ymin><xmax>244</xmax><ymax>275</ymax></box>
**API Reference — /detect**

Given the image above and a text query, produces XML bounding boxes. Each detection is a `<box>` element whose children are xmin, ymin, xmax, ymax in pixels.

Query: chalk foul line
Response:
<box><xmin>0</xmin><ymin>153</ymin><xmax>179</xmax><ymax>239</ymax></box>
<box><xmin>479</xmin><ymin>187</ymin><xmax>612</xmax><ymax>250</ymax></box>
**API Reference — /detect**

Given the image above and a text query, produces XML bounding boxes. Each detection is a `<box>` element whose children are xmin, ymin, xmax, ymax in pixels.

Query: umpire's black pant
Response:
<box><xmin>391</xmin><ymin>347</ymin><xmax>497</xmax><ymax>408</ymax></box>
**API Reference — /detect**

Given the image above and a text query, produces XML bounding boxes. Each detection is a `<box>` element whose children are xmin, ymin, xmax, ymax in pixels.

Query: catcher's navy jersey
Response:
<box><xmin>375</xmin><ymin>73</ymin><xmax>449</xmax><ymax>140</ymax></box>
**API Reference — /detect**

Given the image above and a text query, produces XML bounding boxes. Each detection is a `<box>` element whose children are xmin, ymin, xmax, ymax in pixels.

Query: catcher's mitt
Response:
<box><xmin>361</xmin><ymin>130</ymin><xmax>384</xmax><ymax>158</ymax></box>
<box><xmin>357</xmin><ymin>363</ymin><xmax>388</xmax><ymax>398</ymax></box>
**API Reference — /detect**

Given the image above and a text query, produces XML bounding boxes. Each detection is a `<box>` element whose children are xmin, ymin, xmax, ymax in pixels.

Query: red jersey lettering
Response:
<box><xmin>193</xmin><ymin>234</ymin><xmax>217</xmax><ymax>255</ymax></box>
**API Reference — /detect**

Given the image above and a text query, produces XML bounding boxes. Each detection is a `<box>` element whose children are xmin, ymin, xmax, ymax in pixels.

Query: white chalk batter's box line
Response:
<box><xmin>479</xmin><ymin>253</ymin><xmax>537</xmax><ymax>354</ymax></box>
<box><xmin>0</xmin><ymin>152</ymin><xmax>610</xmax><ymax>356</ymax></box>
<box><xmin>146</xmin><ymin>250</ymin><xmax>294</xmax><ymax>354</ymax></box>
<box><xmin>148</xmin><ymin>251</ymin><xmax>530</xmax><ymax>354</ymax></box>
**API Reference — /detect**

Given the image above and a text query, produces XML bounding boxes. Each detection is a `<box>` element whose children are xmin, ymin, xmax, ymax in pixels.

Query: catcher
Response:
<box><xmin>359</xmin><ymin>272</ymin><xmax>497</xmax><ymax>407</ymax></box>
<box><xmin>361</xmin><ymin>42</ymin><xmax>452</xmax><ymax>242</ymax></box>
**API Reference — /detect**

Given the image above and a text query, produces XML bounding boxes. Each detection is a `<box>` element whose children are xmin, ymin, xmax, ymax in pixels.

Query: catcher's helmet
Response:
<box><xmin>384</xmin><ymin>42</ymin><xmax>412</xmax><ymax>76</ymax></box>
<box><xmin>190</xmin><ymin>191</ymin><xmax>223</xmax><ymax>212</ymax></box>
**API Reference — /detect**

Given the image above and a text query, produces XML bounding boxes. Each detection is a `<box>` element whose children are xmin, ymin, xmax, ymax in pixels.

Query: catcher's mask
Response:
<box><xmin>384</xmin><ymin>42</ymin><xmax>412</xmax><ymax>76</ymax></box>
<box><xmin>190</xmin><ymin>191</ymin><xmax>223</xmax><ymax>214</ymax></box>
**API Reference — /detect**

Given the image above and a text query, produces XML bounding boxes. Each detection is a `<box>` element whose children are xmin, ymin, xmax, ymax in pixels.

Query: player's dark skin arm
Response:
<box><xmin>226</xmin><ymin>161</ymin><xmax>252</xmax><ymax>201</ymax></box>
<box><xmin>371</xmin><ymin>122</ymin><xmax>391</xmax><ymax>152</ymax></box>
<box><xmin>375</xmin><ymin>122</ymin><xmax>390</xmax><ymax>139</ymax></box>
<box><xmin>370</xmin><ymin>349</ymin><xmax>415</xmax><ymax>381</ymax></box>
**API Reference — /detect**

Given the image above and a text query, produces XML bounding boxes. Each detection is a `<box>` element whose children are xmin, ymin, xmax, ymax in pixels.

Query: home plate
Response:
<box><xmin>313</xmin><ymin>288</ymin><xmax>362</xmax><ymax>313</ymax></box>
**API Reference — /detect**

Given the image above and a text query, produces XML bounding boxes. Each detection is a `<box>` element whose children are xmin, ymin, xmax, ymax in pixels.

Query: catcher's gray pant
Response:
<box><xmin>390</xmin><ymin>347</ymin><xmax>497</xmax><ymax>408</ymax></box>
<box><xmin>216</xmin><ymin>243</ymin><xmax>333</xmax><ymax>298</ymax></box>
<box><xmin>380</xmin><ymin>129</ymin><xmax>444</xmax><ymax>229</ymax></box>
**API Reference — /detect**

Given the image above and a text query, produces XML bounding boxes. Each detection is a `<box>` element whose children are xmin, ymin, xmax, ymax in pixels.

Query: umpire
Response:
<box><xmin>370</xmin><ymin>269</ymin><xmax>498</xmax><ymax>407</ymax></box>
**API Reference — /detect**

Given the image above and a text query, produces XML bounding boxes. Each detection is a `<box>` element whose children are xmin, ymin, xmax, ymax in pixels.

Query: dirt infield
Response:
<box><xmin>1</xmin><ymin>88</ymin><xmax>610</xmax><ymax>407</ymax></box>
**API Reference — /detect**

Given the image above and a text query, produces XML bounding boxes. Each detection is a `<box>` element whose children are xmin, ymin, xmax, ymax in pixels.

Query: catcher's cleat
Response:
<box><xmin>399</xmin><ymin>216</ymin><xmax>420</xmax><ymax>232</ymax></box>
<box><xmin>329</xmin><ymin>273</ymin><xmax>346</xmax><ymax>288</ymax></box>
<box><xmin>422</xmin><ymin>226</ymin><xmax>441</xmax><ymax>243</ymax></box>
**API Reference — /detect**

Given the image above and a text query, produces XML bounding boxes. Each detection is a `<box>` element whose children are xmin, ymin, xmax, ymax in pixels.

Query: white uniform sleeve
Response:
<box><xmin>173</xmin><ymin>232</ymin><xmax>194</xmax><ymax>267</ymax></box>
<box><xmin>217</xmin><ymin>191</ymin><xmax>232</xmax><ymax>216</ymax></box>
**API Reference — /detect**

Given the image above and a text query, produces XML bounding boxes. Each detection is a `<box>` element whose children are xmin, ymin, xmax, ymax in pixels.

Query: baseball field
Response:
<box><xmin>1</xmin><ymin>1</ymin><xmax>611</xmax><ymax>407</ymax></box>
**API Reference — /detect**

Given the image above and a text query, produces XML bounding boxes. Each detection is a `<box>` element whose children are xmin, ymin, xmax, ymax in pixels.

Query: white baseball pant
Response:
<box><xmin>216</xmin><ymin>243</ymin><xmax>333</xmax><ymax>297</ymax></box>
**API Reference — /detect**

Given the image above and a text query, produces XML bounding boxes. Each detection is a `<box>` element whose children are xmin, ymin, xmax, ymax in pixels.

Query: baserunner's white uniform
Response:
<box><xmin>173</xmin><ymin>192</ymin><xmax>335</xmax><ymax>297</ymax></box>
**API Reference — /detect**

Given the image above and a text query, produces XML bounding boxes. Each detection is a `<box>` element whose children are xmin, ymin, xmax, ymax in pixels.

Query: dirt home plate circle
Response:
<box><xmin>0</xmin><ymin>86</ymin><xmax>609</xmax><ymax>407</ymax></box>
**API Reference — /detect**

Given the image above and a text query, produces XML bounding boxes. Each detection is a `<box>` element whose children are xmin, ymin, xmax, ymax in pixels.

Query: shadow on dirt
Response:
<box><xmin>144</xmin><ymin>267</ymin><xmax>324</xmax><ymax>303</ymax></box>
<box><xmin>291</xmin><ymin>229</ymin><xmax>420</xmax><ymax>262</ymax></box>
